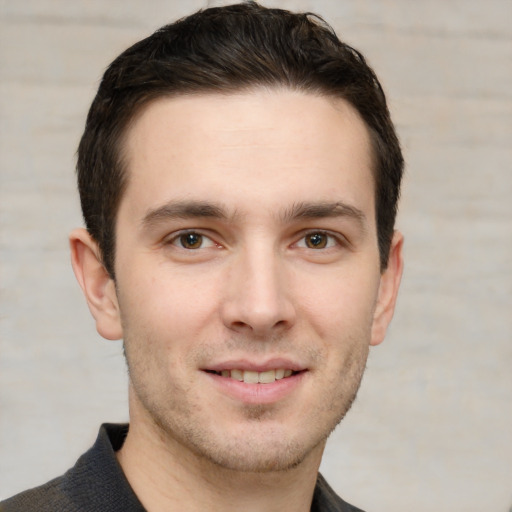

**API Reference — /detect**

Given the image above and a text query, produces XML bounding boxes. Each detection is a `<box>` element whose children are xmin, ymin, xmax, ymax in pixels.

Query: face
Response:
<box><xmin>102</xmin><ymin>90</ymin><xmax>401</xmax><ymax>472</ymax></box>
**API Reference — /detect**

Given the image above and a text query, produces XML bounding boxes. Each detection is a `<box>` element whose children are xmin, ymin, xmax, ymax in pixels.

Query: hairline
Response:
<box><xmin>106</xmin><ymin>85</ymin><xmax>385</xmax><ymax>278</ymax></box>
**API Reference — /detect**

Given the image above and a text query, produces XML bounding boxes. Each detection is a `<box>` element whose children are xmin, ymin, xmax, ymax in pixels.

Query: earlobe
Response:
<box><xmin>370</xmin><ymin>231</ymin><xmax>404</xmax><ymax>346</ymax></box>
<box><xmin>69</xmin><ymin>228</ymin><xmax>123</xmax><ymax>340</ymax></box>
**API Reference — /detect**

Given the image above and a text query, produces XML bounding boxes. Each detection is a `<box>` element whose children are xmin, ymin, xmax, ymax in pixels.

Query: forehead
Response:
<box><xmin>119</xmin><ymin>89</ymin><xmax>375</xmax><ymax>224</ymax></box>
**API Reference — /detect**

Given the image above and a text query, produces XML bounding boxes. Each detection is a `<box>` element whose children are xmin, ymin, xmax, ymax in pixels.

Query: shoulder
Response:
<box><xmin>0</xmin><ymin>424</ymin><xmax>143</xmax><ymax>512</ymax></box>
<box><xmin>312</xmin><ymin>473</ymin><xmax>367</xmax><ymax>512</ymax></box>
<box><xmin>0</xmin><ymin>474</ymin><xmax>75</xmax><ymax>512</ymax></box>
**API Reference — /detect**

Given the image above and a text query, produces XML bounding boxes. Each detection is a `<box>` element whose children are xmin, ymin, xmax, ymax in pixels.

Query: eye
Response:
<box><xmin>171</xmin><ymin>231</ymin><xmax>216</xmax><ymax>250</ymax></box>
<box><xmin>296</xmin><ymin>231</ymin><xmax>338</xmax><ymax>249</ymax></box>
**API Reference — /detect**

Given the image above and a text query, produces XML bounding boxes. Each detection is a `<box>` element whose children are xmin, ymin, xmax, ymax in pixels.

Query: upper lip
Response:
<box><xmin>202</xmin><ymin>358</ymin><xmax>307</xmax><ymax>373</ymax></box>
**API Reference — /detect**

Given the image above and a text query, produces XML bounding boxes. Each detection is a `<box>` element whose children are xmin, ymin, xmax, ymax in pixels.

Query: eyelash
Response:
<box><xmin>165</xmin><ymin>229</ymin><xmax>345</xmax><ymax>251</ymax></box>
<box><xmin>167</xmin><ymin>230</ymin><xmax>217</xmax><ymax>250</ymax></box>
<box><xmin>294</xmin><ymin>230</ymin><xmax>344</xmax><ymax>250</ymax></box>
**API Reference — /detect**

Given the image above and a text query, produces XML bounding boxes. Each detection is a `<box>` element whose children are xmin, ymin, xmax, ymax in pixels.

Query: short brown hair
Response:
<box><xmin>77</xmin><ymin>1</ymin><xmax>403</xmax><ymax>277</ymax></box>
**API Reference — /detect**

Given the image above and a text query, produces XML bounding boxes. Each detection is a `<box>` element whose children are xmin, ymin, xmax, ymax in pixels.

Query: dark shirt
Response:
<box><xmin>1</xmin><ymin>424</ymin><xmax>365</xmax><ymax>512</ymax></box>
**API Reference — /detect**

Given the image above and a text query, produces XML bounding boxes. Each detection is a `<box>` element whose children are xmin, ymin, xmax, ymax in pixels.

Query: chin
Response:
<box><xmin>188</xmin><ymin>432</ymin><xmax>323</xmax><ymax>473</ymax></box>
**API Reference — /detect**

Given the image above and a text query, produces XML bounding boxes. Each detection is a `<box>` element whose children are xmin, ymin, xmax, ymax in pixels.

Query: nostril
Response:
<box><xmin>231</xmin><ymin>320</ymin><xmax>249</xmax><ymax>330</ymax></box>
<box><xmin>228</xmin><ymin>318</ymin><xmax>290</xmax><ymax>335</ymax></box>
<box><xmin>221</xmin><ymin>289</ymin><xmax>296</xmax><ymax>335</ymax></box>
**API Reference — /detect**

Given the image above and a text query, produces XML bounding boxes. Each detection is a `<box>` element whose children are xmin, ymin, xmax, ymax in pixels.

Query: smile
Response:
<box><xmin>204</xmin><ymin>365</ymin><xmax>306</xmax><ymax>404</ymax></box>
<box><xmin>211</xmin><ymin>369</ymin><xmax>295</xmax><ymax>384</ymax></box>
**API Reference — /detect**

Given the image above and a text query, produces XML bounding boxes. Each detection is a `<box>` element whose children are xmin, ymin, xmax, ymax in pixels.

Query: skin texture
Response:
<box><xmin>70</xmin><ymin>89</ymin><xmax>403</xmax><ymax>512</ymax></box>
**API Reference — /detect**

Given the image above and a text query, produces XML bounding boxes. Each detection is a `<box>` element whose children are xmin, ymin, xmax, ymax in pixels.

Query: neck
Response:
<box><xmin>117</xmin><ymin>402</ymin><xmax>324</xmax><ymax>512</ymax></box>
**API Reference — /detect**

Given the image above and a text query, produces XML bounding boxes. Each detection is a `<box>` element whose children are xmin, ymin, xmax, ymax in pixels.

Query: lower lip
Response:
<box><xmin>204</xmin><ymin>371</ymin><xmax>306</xmax><ymax>405</ymax></box>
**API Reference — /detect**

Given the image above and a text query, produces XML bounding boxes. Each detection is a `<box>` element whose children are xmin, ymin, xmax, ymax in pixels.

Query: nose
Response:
<box><xmin>221</xmin><ymin>246</ymin><xmax>296</xmax><ymax>337</ymax></box>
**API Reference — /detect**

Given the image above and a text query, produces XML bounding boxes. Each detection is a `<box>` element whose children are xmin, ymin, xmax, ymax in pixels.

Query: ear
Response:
<box><xmin>69</xmin><ymin>228</ymin><xmax>123</xmax><ymax>340</ymax></box>
<box><xmin>370</xmin><ymin>230</ymin><xmax>404</xmax><ymax>346</ymax></box>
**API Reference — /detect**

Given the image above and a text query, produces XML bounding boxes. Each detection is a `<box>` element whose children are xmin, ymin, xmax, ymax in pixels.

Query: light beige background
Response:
<box><xmin>1</xmin><ymin>1</ymin><xmax>511</xmax><ymax>510</ymax></box>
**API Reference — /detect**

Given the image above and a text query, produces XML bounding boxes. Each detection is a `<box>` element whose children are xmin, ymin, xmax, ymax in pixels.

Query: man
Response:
<box><xmin>1</xmin><ymin>2</ymin><xmax>403</xmax><ymax>511</ymax></box>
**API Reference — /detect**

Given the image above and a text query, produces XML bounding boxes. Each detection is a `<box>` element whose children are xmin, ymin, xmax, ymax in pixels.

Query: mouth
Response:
<box><xmin>202</xmin><ymin>363</ymin><xmax>307</xmax><ymax>404</ymax></box>
<box><xmin>205</xmin><ymin>368</ymin><xmax>299</xmax><ymax>384</ymax></box>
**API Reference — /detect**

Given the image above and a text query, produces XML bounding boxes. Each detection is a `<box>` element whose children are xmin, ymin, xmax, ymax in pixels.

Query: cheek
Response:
<box><xmin>116</xmin><ymin>267</ymin><xmax>222</xmax><ymax>355</ymax></box>
<box><xmin>296</xmin><ymin>268</ymin><xmax>380</xmax><ymax>337</ymax></box>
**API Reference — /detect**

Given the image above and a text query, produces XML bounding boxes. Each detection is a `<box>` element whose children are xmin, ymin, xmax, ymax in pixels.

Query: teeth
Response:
<box><xmin>217</xmin><ymin>369</ymin><xmax>295</xmax><ymax>383</ymax></box>
<box><xmin>243</xmin><ymin>370</ymin><xmax>259</xmax><ymax>384</ymax></box>
<box><xmin>231</xmin><ymin>369</ymin><xmax>244</xmax><ymax>381</ymax></box>
<box><xmin>258</xmin><ymin>370</ymin><xmax>275</xmax><ymax>384</ymax></box>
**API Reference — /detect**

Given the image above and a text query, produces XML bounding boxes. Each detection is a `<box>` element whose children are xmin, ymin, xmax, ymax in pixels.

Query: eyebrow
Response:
<box><xmin>281</xmin><ymin>201</ymin><xmax>368</xmax><ymax>229</ymax></box>
<box><xmin>141</xmin><ymin>200</ymin><xmax>232</xmax><ymax>228</ymax></box>
<box><xmin>141</xmin><ymin>199</ymin><xmax>367</xmax><ymax>230</ymax></box>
